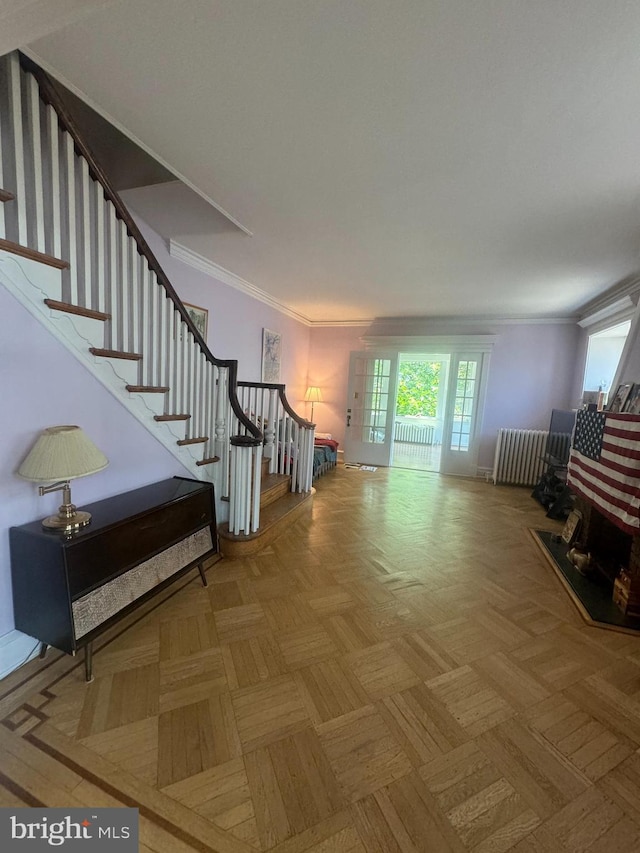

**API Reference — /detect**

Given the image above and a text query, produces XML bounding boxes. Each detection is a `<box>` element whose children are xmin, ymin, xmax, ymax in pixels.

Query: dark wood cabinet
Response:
<box><xmin>10</xmin><ymin>476</ymin><xmax>217</xmax><ymax>680</ymax></box>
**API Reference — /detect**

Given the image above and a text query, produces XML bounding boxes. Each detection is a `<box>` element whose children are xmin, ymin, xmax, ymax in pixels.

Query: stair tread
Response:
<box><xmin>126</xmin><ymin>385</ymin><xmax>169</xmax><ymax>393</ymax></box>
<box><xmin>196</xmin><ymin>456</ymin><xmax>220</xmax><ymax>466</ymax></box>
<box><xmin>154</xmin><ymin>414</ymin><xmax>191</xmax><ymax>421</ymax></box>
<box><xmin>45</xmin><ymin>299</ymin><xmax>111</xmax><ymax>321</ymax></box>
<box><xmin>1</xmin><ymin>238</ymin><xmax>69</xmax><ymax>269</ymax></box>
<box><xmin>261</xmin><ymin>472</ymin><xmax>291</xmax><ymax>492</ymax></box>
<box><xmin>219</xmin><ymin>489</ymin><xmax>314</xmax><ymax>542</ymax></box>
<box><xmin>89</xmin><ymin>347</ymin><xmax>142</xmax><ymax>361</ymax></box>
<box><xmin>177</xmin><ymin>437</ymin><xmax>208</xmax><ymax>446</ymax></box>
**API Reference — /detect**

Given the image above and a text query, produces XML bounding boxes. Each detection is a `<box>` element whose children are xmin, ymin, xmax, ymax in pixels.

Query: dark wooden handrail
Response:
<box><xmin>237</xmin><ymin>381</ymin><xmax>314</xmax><ymax>429</ymax></box>
<box><xmin>19</xmin><ymin>53</ymin><xmax>261</xmax><ymax>442</ymax></box>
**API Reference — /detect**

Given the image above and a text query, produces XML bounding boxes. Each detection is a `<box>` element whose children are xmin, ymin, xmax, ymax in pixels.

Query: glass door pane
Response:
<box><xmin>345</xmin><ymin>351</ymin><xmax>398</xmax><ymax>466</ymax></box>
<box><xmin>440</xmin><ymin>352</ymin><xmax>489</xmax><ymax>476</ymax></box>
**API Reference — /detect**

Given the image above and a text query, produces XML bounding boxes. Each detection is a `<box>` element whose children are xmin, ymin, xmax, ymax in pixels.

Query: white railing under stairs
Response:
<box><xmin>236</xmin><ymin>382</ymin><xmax>315</xmax><ymax>492</ymax></box>
<box><xmin>0</xmin><ymin>51</ymin><xmax>314</xmax><ymax>536</ymax></box>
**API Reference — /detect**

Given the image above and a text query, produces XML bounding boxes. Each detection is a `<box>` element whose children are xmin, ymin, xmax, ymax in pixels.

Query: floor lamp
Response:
<box><xmin>304</xmin><ymin>386</ymin><xmax>323</xmax><ymax>422</ymax></box>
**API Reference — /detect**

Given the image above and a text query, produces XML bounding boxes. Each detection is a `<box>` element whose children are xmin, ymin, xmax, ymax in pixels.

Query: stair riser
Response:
<box><xmin>260</xmin><ymin>479</ymin><xmax>291</xmax><ymax>509</ymax></box>
<box><xmin>90</xmin><ymin>353</ymin><xmax>139</xmax><ymax>386</ymax></box>
<box><xmin>219</xmin><ymin>493</ymin><xmax>313</xmax><ymax>558</ymax></box>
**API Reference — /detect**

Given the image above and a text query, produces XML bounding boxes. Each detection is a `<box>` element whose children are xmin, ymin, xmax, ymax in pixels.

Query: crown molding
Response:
<box><xmin>167</xmin><ymin>245</ymin><xmax>583</xmax><ymax>330</ymax></box>
<box><xmin>577</xmin><ymin>274</ymin><xmax>640</xmax><ymax>328</ymax></box>
<box><xmin>577</xmin><ymin>295</ymin><xmax>636</xmax><ymax>329</ymax></box>
<box><xmin>168</xmin><ymin>240</ymin><xmax>313</xmax><ymax>326</ymax></box>
<box><xmin>308</xmin><ymin>318</ymin><xmax>372</xmax><ymax>327</ymax></box>
<box><xmin>22</xmin><ymin>48</ymin><xmax>254</xmax><ymax>237</ymax></box>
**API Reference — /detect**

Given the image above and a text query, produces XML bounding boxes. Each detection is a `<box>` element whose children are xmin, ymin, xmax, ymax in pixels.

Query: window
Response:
<box><xmin>450</xmin><ymin>360</ymin><xmax>477</xmax><ymax>451</ymax></box>
<box><xmin>583</xmin><ymin>320</ymin><xmax>631</xmax><ymax>401</ymax></box>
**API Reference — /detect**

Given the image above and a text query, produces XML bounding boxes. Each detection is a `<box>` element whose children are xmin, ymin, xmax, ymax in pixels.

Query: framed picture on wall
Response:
<box><xmin>183</xmin><ymin>302</ymin><xmax>208</xmax><ymax>340</ymax></box>
<box><xmin>262</xmin><ymin>328</ymin><xmax>282</xmax><ymax>383</ymax></box>
<box><xmin>608</xmin><ymin>383</ymin><xmax>632</xmax><ymax>413</ymax></box>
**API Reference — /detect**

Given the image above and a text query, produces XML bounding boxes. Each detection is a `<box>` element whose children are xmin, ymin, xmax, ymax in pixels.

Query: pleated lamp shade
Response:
<box><xmin>18</xmin><ymin>425</ymin><xmax>109</xmax><ymax>482</ymax></box>
<box><xmin>304</xmin><ymin>386</ymin><xmax>323</xmax><ymax>404</ymax></box>
<box><xmin>304</xmin><ymin>386</ymin><xmax>323</xmax><ymax>422</ymax></box>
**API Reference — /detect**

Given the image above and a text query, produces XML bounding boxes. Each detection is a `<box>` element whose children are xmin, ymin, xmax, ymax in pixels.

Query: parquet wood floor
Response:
<box><xmin>3</xmin><ymin>466</ymin><xmax>640</xmax><ymax>851</ymax></box>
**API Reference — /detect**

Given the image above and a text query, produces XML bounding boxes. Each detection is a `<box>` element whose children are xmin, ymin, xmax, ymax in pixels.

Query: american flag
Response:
<box><xmin>567</xmin><ymin>410</ymin><xmax>640</xmax><ymax>534</ymax></box>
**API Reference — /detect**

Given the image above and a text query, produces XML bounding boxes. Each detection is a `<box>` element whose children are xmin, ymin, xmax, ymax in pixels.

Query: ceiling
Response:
<box><xmin>6</xmin><ymin>0</ymin><xmax>640</xmax><ymax>324</ymax></box>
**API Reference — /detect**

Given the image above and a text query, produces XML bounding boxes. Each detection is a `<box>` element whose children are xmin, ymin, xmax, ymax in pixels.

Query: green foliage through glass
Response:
<box><xmin>396</xmin><ymin>361</ymin><xmax>441</xmax><ymax>416</ymax></box>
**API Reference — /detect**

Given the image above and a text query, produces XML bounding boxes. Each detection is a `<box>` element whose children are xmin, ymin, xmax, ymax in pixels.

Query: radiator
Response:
<box><xmin>492</xmin><ymin>429</ymin><xmax>549</xmax><ymax>486</ymax></box>
<box><xmin>394</xmin><ymin>422</ymin><xmax>435</xmax><ymax>444</ymax></box>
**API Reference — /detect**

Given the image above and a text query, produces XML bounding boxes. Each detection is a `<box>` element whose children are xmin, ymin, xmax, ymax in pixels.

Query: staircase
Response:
<box><xmin>219</xmin><ymin>455</ymin><xmax>314</xmax><ymax>557</ymax></box>
<box><xmin>0</xmin><ymin>50</ymin><xmax>315</xmax><ymax>550</ymax></box>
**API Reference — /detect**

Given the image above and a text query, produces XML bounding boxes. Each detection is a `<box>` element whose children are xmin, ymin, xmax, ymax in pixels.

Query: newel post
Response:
<box><xmin>229</xmin><ymin>434</ymin><xmax>262</xmax><ymax>535</ymax></box>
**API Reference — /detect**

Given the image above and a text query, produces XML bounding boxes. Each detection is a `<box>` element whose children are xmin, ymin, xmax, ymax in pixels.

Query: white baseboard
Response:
<box><xmin>0</xmin><ymin>629</ymin><xmax>40</xmax><ymax>680</ymax></box>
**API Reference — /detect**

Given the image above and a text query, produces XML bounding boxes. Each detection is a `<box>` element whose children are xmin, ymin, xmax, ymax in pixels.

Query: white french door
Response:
<box><xmin>439</xmin><ymin>351</ymin><xmax>490</xmax><ymax>476</ymax></box>
<box><xmin>344</xmin><ymin>351</ymin><xmax>398</xmax><ymax>466</ymax></box>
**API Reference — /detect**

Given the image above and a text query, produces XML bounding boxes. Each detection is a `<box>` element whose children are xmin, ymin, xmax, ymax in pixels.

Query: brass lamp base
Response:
<box><xmin>38</xmin><ymin>480</ymin><xmax>92</xmax><ymax>533</ymax></box>
<box><xmin>42</xmin><ymin>509</ymin><xmax>92</xmax><ymax>532</ymax></box>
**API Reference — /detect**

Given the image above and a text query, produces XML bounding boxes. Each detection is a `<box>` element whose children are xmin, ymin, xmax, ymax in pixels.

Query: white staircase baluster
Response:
<box><xmin>151</xmin><ymin>272</ymin><xmax>164</xmax><ymax>389</ymax></box>
<box><xmin>174</xmin><ymin>321</ymin><xmax>185</xmax><ymax>419</ymax></box>
<box><xmin>62</xmin><ymin>132</ymin><xmax>78</xmax><ymax>305</ymax></box>
<box><xmin>266</xmin><ymin>389</ymin><xmax>277</xmax><ymax>472</ymax></box>
<box><xmin>46</xmin><ymin>106</ymin><xmax>61</xmax><ymax>259</ymax></box>
<box><xmin>105</xmin><ymin>202</ymin><xmax>118</xmax><ymax>349</ymax></box>
<box><xmin>26</xmin><ymin>75</ymin><xmax>45</xmax><ymax>253</ymax></box>
<box><xmin>185</xmin><ymin>328</ymin><xmax>194</xmax><ymax>433</ymax></box>
<box><xmin>160</xmin><ymin>299</ymin><xmax>170</xmax><ymax>392</ymax></box>
<box><xmin>8</xmin><ymin>54</ymin><xmax>27</xmax><ymax>246</ymax></box>
<box><xmin>251</xmin><ymin>444</ymin><xmax>262</xmax><ymax>532</ymax></box>
<box><xmin>230</xmin><ymin>444</ymin><xmax>240</xmax><ymax>535</ymax></box>
<box><xmin>138</xmin><ymin>264</ymin><xmax>151</xmax><ymax>383</ymax></box>
<box><xmin>166</xmin><ymin>306</ymin><xmax>177</xmax><ymax>399</ymax></box>
<box><xmin>229</xmin><ymin>444</ymin><xmax>236</xmax><ymax>532</ymax></box>
<box><xmin>291</xmin><ymin>421</ymin><xmax>299</xmax><ymax>491</ymax></box>
<box><xmin>0</xmin><ymin>154</ymin><xmax>5</xmax><ymax>241</ymax></box>
<box><xmin>202</xmin><ymin>359</ymin><xmax>212</xmax><ymax>460</ymax></box>
<box><xmin>80</xmin><ymin>158</ymin><xmax>91</xmax><ymax>307</ymax></box>
<box><xmin>243</xmin><ymin>446</ymin><xmax>251</xmax><ymax>532</ymax></box>
<box><xmin>118</xmin><ymin>220</ymin><xmax>130</xmax><ymax>351</ymax></box>
<box><xmin>195</xmin><ymin>349</ymin><xmax>204</xmax><ymax>440</ymax></box>
<box><xmin>94</xmin><ymin>185</ymin><xmax>106</xmax><ymax>313</ymax></box>
<box><xmin>0</xmin><ymin>56</ymin><xmax>8</xmax><ymax>240</ymax></box>
<box><xmin>216</xmin><ymin>367</ymin><xmax>228</xmax><ymax>492</ymax></box>
<box><xmin>129</xmin><ymin>239</ymin><xmax>140</xmax><ymax>357</ymax></box>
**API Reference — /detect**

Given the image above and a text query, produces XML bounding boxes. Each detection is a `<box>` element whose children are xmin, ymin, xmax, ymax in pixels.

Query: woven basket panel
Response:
<box><xmin>72</xmin><ymin>527</ymin><xmax>213</xmax><ymax>639</ymax></box>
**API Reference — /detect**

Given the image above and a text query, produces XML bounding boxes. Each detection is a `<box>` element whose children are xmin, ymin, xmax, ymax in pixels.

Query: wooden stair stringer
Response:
<box><xmin>0</xmin><ymin>248</ymin><xmax>217</xmax><ymax>497</ymax></box>
<box><xmin>218</xmin><ymin>487</ymin><xmax>315</xmax><ymax>558</ymax></box>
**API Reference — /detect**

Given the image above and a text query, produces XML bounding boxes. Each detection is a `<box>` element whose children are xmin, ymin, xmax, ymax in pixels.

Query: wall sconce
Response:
<box><xmin>304</xmin><ymin>386</ymin><xmax>323</xmax><ymax>422</ymax></box>
<box><xmin>18</xmin><ymin>425</ymin><xmax>109</xmax><ymax>532</ymax></box>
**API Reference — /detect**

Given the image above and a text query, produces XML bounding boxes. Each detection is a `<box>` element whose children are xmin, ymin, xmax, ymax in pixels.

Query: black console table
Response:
<box><xmin>10</xmin><ymin>476</ymin><xmax>217</xmax><ymax>681</ymax></box>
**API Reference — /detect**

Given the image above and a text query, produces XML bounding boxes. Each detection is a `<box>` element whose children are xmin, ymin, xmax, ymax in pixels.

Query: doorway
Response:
<box><xmin>344</xmin><ymin>343</ymin><xmax>491</xmax><ymax>476</ymax></box>
<box><xmin>392</xmin><ymin>353</ymin><xmax>449</xmax><ymax>472</ymax></box>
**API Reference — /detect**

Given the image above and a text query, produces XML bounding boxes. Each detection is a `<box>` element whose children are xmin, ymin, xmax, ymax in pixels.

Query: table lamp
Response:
<box><xmin>18</xmin><ymin>425</ymin><xmax>109</xmax><ymax>532</ymax></box>
<box><xmin>304</xmin><ymin>386</ymin><xmax>323</xmax><ymax>422</ymax></box>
